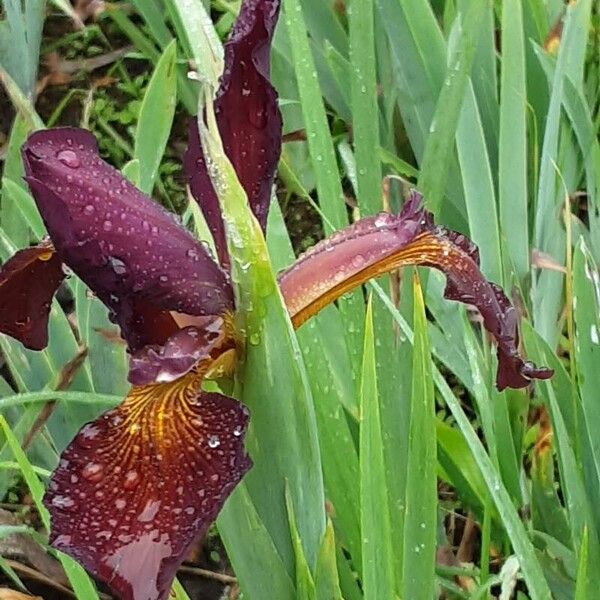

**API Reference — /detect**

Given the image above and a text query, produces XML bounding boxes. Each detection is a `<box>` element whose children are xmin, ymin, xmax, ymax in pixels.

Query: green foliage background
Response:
<box><xmin>0</xmin><ymin>0</ymin><xmax>599</xmax><ymax>599</ymax></box>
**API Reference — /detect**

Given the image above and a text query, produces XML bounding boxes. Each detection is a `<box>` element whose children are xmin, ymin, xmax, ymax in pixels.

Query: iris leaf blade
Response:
<box><xmin>417</xmin><ymin>1</ymin><xmax>486</xmax><ymax>214</ymax></box>
<box><xmin>359</xmin><ymin>297</ymin><xmax>395</xmax><ymax>600</ymax></box>
<box><xmin>498</xmin><ymin>0</ymin><xmax>529</xmax><ymax>282</ymax></box>
<box><xmin>134</xmin><ymin>40</ymin><xmax>178</xmax><ymax>195</ymax></box>
<box><xmin>164</xmin><ymin>0</ymin><xmax>223</xmax><ymax>89</ymax></box>
<box><xmin>349</xmin><ymin>0</ymin><xmax>382</xmax><ymax>215</ymax></box>
<box><xmin>281</xmin><ymin>0</ymin><xmax>365</xmax><ymax>375</ymax></box>
<box><xmin>267</xmin><ymin>202</ymin><xmax>362</xmax><ymax>568</ymax></box>
<box><xmin>218</xmin><ymin>482</ymin><xmax>296</xmax><ymax>600</ymax></box>
<box><xmin>401</xmin><ymin>274</ymin><xmax>437</xmax><ymax>600</ymax></box>
<box><xmin>371</xmin><ymin>281</ymin><xmax>553</xmax><ymax>599</ymax></box>
<box><xmin>198</xmin><ymin>103</ymin><xmax>326</xmax><ymax>575</ymax></box>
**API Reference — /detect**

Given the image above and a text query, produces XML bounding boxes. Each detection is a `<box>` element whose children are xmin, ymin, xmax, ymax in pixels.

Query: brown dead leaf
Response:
<box><xmin>544</xmin><ymin>12</ymin><xmax>564</xmax><ymax>54</ymax></box>
<box><xmin>93</xmin><ymin>326</ymin><xmax>127</xmax><ymax>344</ymax></box>
<box><xmin>36</xmin><ymin>46</ymin><xmax>133</xmax><ymax>95</ymax></box>
<box><xmin>75</xmin><ymin>0</ymin><xmax>107</xmax><ymax>21</ymax></box>
<box><xmin>21</xmin><ymin>346</ymin><xmax>88</xmax><ymax>450</ymax></box>
<box><xmin>282</xmin><ymin>129</ymin><xmax>307</xmax><ymax>143</ymax></box>
<box><xmin>0</xmin><ymin>510</ymin><xmax>67</xmax><ymax>588</ymax></box>
<box><xmin>531</xmin><ymin>249</ymin><xmax>567</xmax><ymax>274</ymax></box>
<box><xmin>533</xmin><ymin>405</ymin><xmax>553</xmax><ymax>459</ymax></box>
<box><xmin>0</xmin><ymin>589</ymin><xmax>42</xmax><ymax>600</ymax></box>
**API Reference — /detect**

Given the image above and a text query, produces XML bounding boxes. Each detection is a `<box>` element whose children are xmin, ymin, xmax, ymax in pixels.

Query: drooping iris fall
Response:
<box><xmin>0</xmin><ymin>0</ymin><xmax>552</xmax><ymax>598</ymax></box>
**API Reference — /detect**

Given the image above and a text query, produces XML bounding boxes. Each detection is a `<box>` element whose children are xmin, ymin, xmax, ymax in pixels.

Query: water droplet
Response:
<box><xmin>108</xmin><ymin>256</ymin><xmax>127</xmax><ymax>275</ymax></box>
<box><xmin>77</xmin><ymin>423</ymin><xmax>102</xmax><ymax>447</ymax></box>
<box><xmin>352</xmin><ymin>254</ymin><xmax>365</xmax><ymax>268</ymax></box>
<box><xmin>208</xmin><ymin>435</ymin><xmax>221</xmax><ymax>448</ymax></box>
<box><xmin>233</xmin><ymin>425</ymin><xmax>243</xmax><ymax>437</ymax></box>
<box><xmin>186</xmin><ymin>248</ymin><xmax>200</xmax><ymax>261</ymax></box>
<box><xmin>83</xmin><ymin>204</ymin><xmax>95</xmax><ymax>216</ymax></box>
<box><xmin>159</xmin><ymin>275</ymin><xmax>169</xmax><ymax>283</ymax></box>
<box><xmin>57</xmin><ymin>149</ymin><xmax>80</xmax><ymax>168</ymax></box>
<box><xmin>81</xmin><ymin>462</ymin><xmax>104</xmax><ymax>482</ymax></box>
<box><xmin>115</xmin><ymin>498</ymin><xmax>126</xmax><ymax>510</ymax></box>
<box><xmin>138</xmin><ymin>499</ymin><xmax>161</xmax><ymax>522</ymax></box>
<box><xmin>123</xmin><ymin>470</ymin><xmax>140</xmax><ymax>490</ymax></box>
<box><xmin>103</xmin><ymin>220</ymin><xmax>113</xmax><ymax>232</ymax></box>
<box><xmin>51</xmin><ymin>495</ymin><xmax>76</xmax><ymax>509</ymax></box>
<box><xmin>54</xmin><ymin>534</ymin><xmax>72</xmax><ymax>546</ymax></box>
<box><xmin>249</xmin><ymin>332</ymin><xmax>261</xmax><ymax>345</ymax></box>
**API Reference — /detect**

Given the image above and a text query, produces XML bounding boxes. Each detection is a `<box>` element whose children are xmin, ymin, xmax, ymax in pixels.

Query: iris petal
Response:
<box><xmin>0</xmin><ymin>241</ymin><xmax>64</xmax><ymax>350</ymax></box>
<box><xmin>43</xmin><ymin>375</ymin><xmax>251</xmax><ymax>600</ymax></box>
<box><xmin>22</xmin><ymin>128</ymin><xmax>233</xmax><ymax>351</ymax></box>
<box><xmin>278</xmin><ymin>191</ymin><xmax>553</xmax><ymax>390</ymax></box>
<box><xmin>185</xmin><ymin>0</ymin><xmax>282</xmax><ymax>267</ymax></box>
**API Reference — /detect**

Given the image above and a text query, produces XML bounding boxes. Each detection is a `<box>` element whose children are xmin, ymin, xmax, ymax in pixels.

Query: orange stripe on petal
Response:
<box><xmin>43</xmin><ymin>374</ymin><xmax>250</xmax><ymax>600</ymax></box>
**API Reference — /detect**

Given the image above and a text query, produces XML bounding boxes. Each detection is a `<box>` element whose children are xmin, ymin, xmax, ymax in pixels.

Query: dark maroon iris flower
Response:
<box><xmin>0</xmin><ymin>1</ymin><xmax>551</xmax><ymax>598</ymax></box>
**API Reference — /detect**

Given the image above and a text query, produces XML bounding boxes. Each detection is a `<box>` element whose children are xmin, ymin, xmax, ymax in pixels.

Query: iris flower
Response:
<box><xmin>0</xmin><ymin>0</ymin><xmax>551</xmax><ymax>598</ymax></box>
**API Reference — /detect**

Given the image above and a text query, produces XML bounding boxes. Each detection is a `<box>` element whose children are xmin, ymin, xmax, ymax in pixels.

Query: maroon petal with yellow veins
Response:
<box><xmin>185</xmin><ymin>0</ymin><xmax>282</xmax><ymax>267</ymax></box>
<box><xmin>22</xmin><ymin>128</ymin><xmax>233</xmax><ymax>352</ymax></box>
<box><xmin>0</xmin><ymin>241</ymin><xmax>64</xmax><ymax>350</ymax></box>
<box><xmin>43</xmin><ymin>375</ymin><xmax>250</xmax><ymax>600</ymax></box>
<box><xmin>278</xmin><ymin>191</ymin><xmax>553</xmax><ymax>390</ymax></box>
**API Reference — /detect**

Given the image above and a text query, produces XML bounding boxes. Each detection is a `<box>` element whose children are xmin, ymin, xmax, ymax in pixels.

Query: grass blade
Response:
<box><xmin>401</xmin><ymin>274</ymin><xmax>437</xmax><ymax>600</ymax></box>
<box><xmin>359</xmin><ymin>297</ymin><xmax>395</xmax><ymax>599</ymax></box>
<box><xmin>417</xmin><ymin>1</ymin><xmax>486</xmax><ymax>214</ymax></box>
<box><xmin>281</xmin><ymin>0</ymin><xmax>364</xmax><ymax>374</ymax></box>
<box><xmin>498</xmin><ymin>0</ymin><xmax>529</xmax><ymax>282</ymax></box>
<box><xmin>371</xmin><ymin>281</ymin><xmax>553</xmax><ymax>599</ymax></box>
<box><xmin>164</xmin><ymin>0</ymin><xmax>223</xmax><ymax>88</ymax></box>
<box><xmin>134</xmin><ymin>40</ymin><xmax>178</xmax><ymax>194</ymax></box>
<box><xmin>349</xmin><ymin>0</ymin><xmax>382</xmax><ymax>215</ymax></box>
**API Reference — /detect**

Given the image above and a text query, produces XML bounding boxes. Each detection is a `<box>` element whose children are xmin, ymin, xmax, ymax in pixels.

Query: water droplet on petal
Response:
<box><xmin>81</xmin><ymin>462</ymin><xmax>104</xmax><ymax>482</ymax></box>
<box><xmin>83</xmin><ymin>204</ymin><xmax>95</xmax><ymax>215</ymax></box>
<box><xmin>108</xmin><ymin>256</ymin><xmax>127</xmax><ymax>275</ymax></box>
<box><xmin>208</xmin><ymin>435</ymin><xmax>220</xmax><ymax>448</ymax></box>
<box><xmin>77</xmin><ymin>423</ymin><xmax>102</xmax><ymax>447</ymax></box>
<box><xmin>123</xmin><ymin>470</ymin><xmax>140</xmax><ymax>490</ymax></box>
<box><xmin>51</xmin><ymin>495</ymin><xmax>76</xmax><ymax>510</ymax></box>
<box><xmin>352</xmin><ymin>254</ymin><xmax>365</xmax><ymax>268</ymax></box>
<box><xmin>137</xmin><ymin>499</ymin><xmax>161</xmax><ymax>522</ymax></box>
<box><xmin>57</xmin><ymin>149</ymin><xmax>80</xmax><ymax>169</ymax></box>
